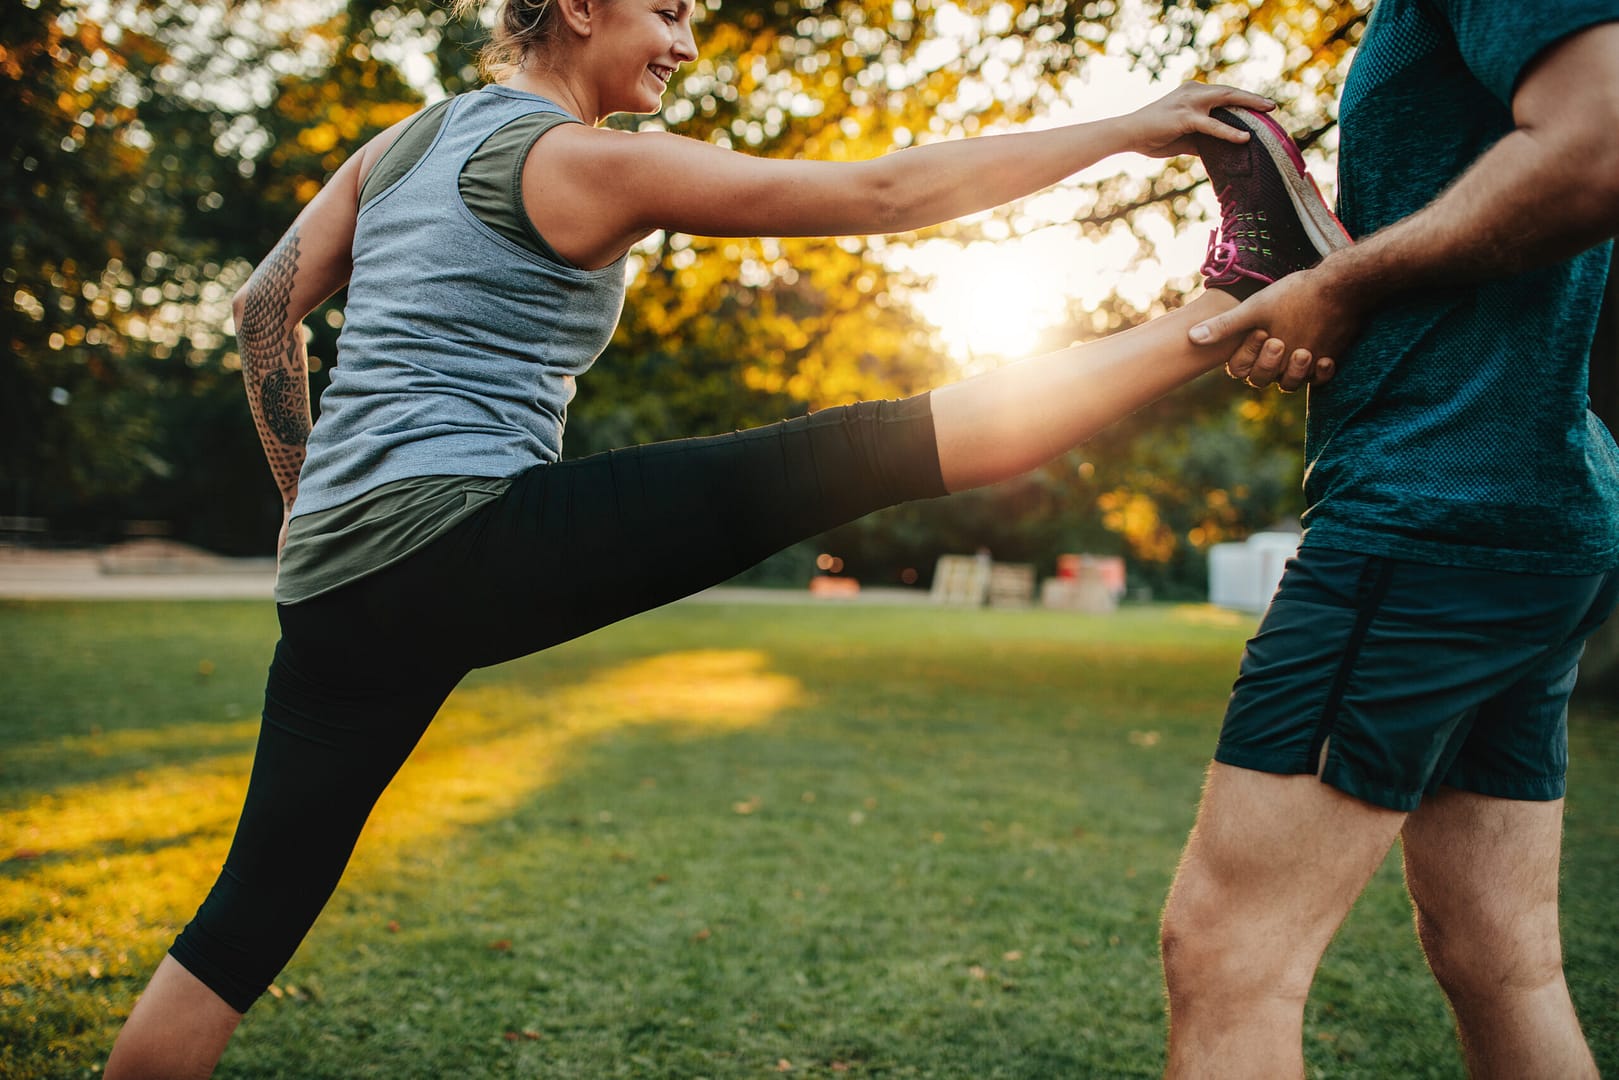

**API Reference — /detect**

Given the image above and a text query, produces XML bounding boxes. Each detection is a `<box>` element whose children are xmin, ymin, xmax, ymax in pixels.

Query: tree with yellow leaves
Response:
<box><xmin>5</xmin><ymin>0</ymin><xmax>1377</xmax><ymax>572</ymax></box>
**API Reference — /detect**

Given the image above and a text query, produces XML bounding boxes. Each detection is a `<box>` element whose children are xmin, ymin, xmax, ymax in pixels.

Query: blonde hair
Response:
<box><xmin>453</xmin><ymin>0</ymin><xmax>564</xmax><ymax>78</ymax></box>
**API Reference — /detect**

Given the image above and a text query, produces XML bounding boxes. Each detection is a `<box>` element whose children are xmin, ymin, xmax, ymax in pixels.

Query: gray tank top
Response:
<box><xmin>291</xmin><ymin>85</ymin><xmax>628</xmax><ymax>519</ymax></box>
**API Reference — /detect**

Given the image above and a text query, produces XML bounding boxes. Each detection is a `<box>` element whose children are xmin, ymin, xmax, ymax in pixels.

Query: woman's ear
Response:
<box><xmin>553</xmin><ymin>0</ymin><xmax>594</xmax><ymax>38</ymax></box>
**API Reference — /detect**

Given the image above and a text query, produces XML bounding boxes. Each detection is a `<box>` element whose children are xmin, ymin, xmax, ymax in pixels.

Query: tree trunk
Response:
<box><xmin>1575</xmin><ymin>246</ymin><xmax>1619</xmax><ymax>699</ymax></box>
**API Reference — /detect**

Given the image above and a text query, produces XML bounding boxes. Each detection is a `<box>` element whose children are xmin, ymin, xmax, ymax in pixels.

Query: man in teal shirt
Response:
<box><xmin>1164</xmin><ymin>3</ymin><xmax>1619</xmax><ymax>1076</ymax></box>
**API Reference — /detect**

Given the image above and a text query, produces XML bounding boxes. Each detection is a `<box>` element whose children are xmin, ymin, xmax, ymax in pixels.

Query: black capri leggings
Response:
<box><xmin>169</xmin><ymin>395</ymin><xmax>946</xmax><ymax>1012</ymax></box>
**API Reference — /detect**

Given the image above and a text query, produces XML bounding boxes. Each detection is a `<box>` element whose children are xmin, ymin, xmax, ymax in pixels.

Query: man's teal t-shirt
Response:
<box><xmin>1302</xmin><ymin>0</ymin><xmax>1619</xmax><ymax>573</ymax></box>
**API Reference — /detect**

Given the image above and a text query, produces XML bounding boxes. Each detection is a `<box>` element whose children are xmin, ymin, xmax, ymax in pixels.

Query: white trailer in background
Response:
<box><xmin>1207</xmin><ymin>531</ymin><xmax>1300</xmax><ymax>613</ymax></box>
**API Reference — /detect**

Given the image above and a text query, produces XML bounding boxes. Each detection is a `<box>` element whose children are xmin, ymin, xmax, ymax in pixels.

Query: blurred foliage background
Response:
<box><xmin>1</xmin><ymin>0</ymin><xmax>1422</xmax><ymax>596</ymax></box>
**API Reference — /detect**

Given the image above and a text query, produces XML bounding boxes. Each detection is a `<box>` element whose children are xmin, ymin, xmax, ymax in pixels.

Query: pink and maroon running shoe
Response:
<box><xmin>1196</xmin><ymin>106</ymin><xmax>1352</xmax><ymax>297</ymax></box>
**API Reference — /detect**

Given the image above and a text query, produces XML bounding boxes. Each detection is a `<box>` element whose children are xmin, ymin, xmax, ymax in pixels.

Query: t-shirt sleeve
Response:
<box><xmin>1433</xmin><ymin>1</ymin><xmax>1619</xmax><ymax>104</ymax></box>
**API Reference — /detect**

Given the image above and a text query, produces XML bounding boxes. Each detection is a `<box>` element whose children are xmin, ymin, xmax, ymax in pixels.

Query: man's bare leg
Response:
<box><xmin>1160</xmin><ymin>763</ymin><xmax>1407</xmax><ymax>1079</ymax></box>
<box><xmin>1402</xmin><ymin>788</ymin><xmax>1596</xmax><ymax>1080</ymax></box>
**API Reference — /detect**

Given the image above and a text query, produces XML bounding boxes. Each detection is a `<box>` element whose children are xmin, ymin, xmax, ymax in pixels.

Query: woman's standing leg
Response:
<box><xmin>107</xmin><ymin>603</ymin><xmax>465</xmax><ymax>1079</ymax></box>
<box><xmin>103</xmin><ymin>956</ymin><xmax>242</xmax><ymax>1080</ymax></box>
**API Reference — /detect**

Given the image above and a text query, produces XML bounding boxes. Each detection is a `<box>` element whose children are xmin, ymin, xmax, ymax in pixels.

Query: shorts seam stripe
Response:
<box><xmin>1308</xmin><ymin>556</ymin><xmax>1396</xmax><ymax>765</ymax></box>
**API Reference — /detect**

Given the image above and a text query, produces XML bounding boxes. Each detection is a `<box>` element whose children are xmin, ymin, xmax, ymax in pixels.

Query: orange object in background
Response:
<box><xmin>1056</xmin><ymin>553</ymin><xmax>1125</xmax><ymax>593</ymax></box>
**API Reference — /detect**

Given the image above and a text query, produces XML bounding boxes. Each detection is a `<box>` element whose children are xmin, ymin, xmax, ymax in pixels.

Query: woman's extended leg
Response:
<box><xmin>932</xmin><ymin>289</ymin><xmax>1251</xmax><ymax>491</ymax></box>
<box><xmin>426</xmin><ymin>290</ymin><xmax>1259</xmax><ymax>670</ymax></box>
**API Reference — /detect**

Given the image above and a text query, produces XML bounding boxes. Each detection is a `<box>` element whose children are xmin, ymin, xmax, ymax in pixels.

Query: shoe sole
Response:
<box><xmin>1222</xmin><ymin>106</ymin><xmax>1353</xmax><ymax>257</ymax></box>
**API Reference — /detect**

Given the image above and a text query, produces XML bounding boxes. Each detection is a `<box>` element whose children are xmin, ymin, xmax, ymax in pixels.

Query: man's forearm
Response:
<box><xmin>1320</xmin><ymin>25</ymin><xmax>1619</xmax><ymax>313</ymax></box>
<box><xmin>235</xmin><ymin>226</ymin><xmax>312</xmax><ymax>507</ymax></box>
<box><xmin>1320</xmin><ymin>131</ymin><xmax>1619</xmax><ymax>314</ymax></box>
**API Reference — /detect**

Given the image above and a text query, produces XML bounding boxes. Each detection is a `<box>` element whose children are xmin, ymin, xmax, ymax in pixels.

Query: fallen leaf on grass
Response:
<box><xmin>488</xmin><ymin>940</ymin><xmax>511</xmax><ymax>952</ymax></box>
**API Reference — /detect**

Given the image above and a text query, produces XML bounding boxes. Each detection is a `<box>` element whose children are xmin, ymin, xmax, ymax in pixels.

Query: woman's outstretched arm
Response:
<box><xmin>526</xmin><ymin>82</ymin><xmax>1273</xmax><ymax>269</ymax></box>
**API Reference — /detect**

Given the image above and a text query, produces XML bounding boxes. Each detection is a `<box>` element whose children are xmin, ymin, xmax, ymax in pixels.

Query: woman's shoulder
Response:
<box><xmin>357</xmin><ymin>98</ymin><xmax>459</xmax><ymax>206</ymax></box>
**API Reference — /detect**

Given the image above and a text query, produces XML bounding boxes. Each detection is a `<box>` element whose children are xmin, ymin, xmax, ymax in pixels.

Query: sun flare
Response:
<box><xmin>895</xmin><ymin>215</ymin><xmax>1213</xmax><ymax>372</ymax></box>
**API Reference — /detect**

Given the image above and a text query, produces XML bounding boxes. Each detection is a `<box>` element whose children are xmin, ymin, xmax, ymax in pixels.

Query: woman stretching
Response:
<box><xmin>105</xmin><ymin>0</ymin><xmax>1342</xmax><ymax>1073</ymax></box>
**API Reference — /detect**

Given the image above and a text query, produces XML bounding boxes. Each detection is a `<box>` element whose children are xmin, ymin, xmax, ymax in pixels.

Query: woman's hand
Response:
<box><xmin>1127</xmin><ymin>83</ymin><xmax>1276</xmax><ymax>159</ymax></box>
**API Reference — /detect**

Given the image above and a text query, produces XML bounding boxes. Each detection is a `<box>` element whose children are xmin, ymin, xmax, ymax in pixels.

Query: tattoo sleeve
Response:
<box><xmin>237</xmin><ymin>227</ymin><xmax>313</xmax><ymax>506</ymax></box>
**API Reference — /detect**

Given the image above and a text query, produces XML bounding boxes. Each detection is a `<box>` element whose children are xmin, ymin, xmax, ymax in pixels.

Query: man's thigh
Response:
<box><xmin>1216</xmin><ymin>549</ymin><xmax>1618</xmax><ymax>812</ymax></box>
<box><xmin>1401</xmin><ymin>788</ymin><xmax>1566</xmax><ymax>961</ymax></box>
<box><xmin>1167</xmin><ymin>763</ymin><xmax>1406</xmax><ymax>965</ymax></box>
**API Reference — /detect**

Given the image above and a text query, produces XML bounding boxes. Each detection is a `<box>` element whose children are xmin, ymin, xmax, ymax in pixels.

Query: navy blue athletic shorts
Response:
<box><xmin>1216</xmin><ymin>547</ymin><xmax>1619</xmax><ymax>811</ymax></box>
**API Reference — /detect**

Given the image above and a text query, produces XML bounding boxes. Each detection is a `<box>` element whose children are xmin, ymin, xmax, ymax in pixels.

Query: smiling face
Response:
<box><xmin>589</xmin><ymin>0</ymin><xmax>698</xmax><ymax>116</ymax></box>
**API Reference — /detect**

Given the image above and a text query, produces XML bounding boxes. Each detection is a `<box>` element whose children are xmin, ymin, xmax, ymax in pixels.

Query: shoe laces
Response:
<box><xmin>1201</xmin><ymin>187</ymin><xmax>1273</xmax><ymax>284</ymax></box>
<box><xmin>1202</xmin><ymin>226</ymin><xmax>1238</xmax><ymax>280</ymax></box>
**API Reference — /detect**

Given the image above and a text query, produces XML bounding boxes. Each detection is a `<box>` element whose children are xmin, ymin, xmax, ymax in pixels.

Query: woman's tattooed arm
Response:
<box><xmin>235</xmin><ymin>226</ymin><xmax>313</xmax><ymax>508</ymax></box>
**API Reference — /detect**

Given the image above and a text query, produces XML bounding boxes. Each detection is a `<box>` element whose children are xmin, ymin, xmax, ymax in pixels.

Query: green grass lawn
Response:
<box><xmin>2</xmin><ymin>599</ymin><xmax>1616</xmax><ymax>1079</ymax></box>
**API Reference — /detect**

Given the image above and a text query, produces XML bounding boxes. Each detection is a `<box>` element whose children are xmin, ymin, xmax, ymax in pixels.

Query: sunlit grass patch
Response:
<box><xmin>351</xmin><ymin>650</ymin><xmax>805</xmax><ymax>872</ymax></box>
<box><xmin>1168</xmin><ymin>602</ymin><xmax>1253</xmax><ymax>628</ymax></box>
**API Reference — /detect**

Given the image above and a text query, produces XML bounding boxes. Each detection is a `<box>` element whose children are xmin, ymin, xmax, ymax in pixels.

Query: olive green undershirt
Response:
<box><xmin>276</xmin><ymin>476</ymin><xmax>512</xmax><ymax>604</ymax></box>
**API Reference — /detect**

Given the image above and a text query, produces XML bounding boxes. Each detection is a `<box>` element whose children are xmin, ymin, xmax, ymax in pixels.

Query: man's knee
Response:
<box><xmin>1160</xmin><ymin>869</ymin><xmax>1313</xmax><ymax>1007</ymax></box>
<box><xmin>1412</xmin><ymin>897</ymin><xmax>1566</xmax><ymax>999</ymax></box>
<box><xmin>1160</xmin><ymin>902</ymin><xmax>1224</xmax><ymax>1006</ymax></box>
<box><xmin>1160</xmin><ymin>873</ymin><xmax>1217</xmax><ymax>981</ymax></box>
